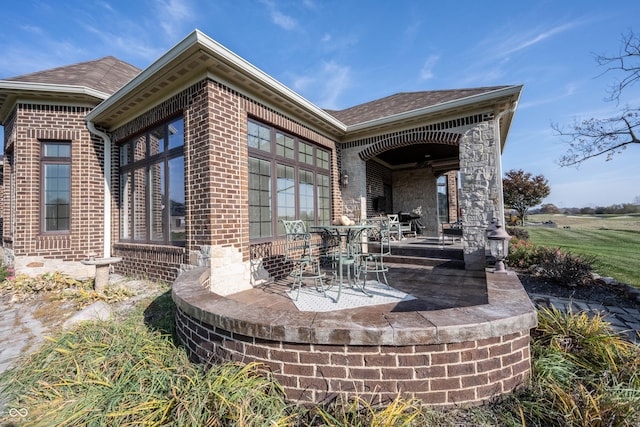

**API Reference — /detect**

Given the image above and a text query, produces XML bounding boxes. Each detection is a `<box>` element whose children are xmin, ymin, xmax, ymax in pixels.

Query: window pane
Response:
<box><xmin>277</xmin><ymin>164</ymin><xmax>295</xmax><ymax>228</ymax></box>
<box><xmin>149</xmin><ymin>125</ymin><xmax>165</xmax><ymax>156</ymax></box>
<box><xmin>149</xmin><ymin>161</ymin><xmax>165</xmax><ymax>241</ymax></box>
<box><xmin>437</xmin><ymin>175</ymin><xmax>449</xmax><ymax>224</ymax></box>
<box><xmin>248</xmin><ymin>157</ymin><xmax>272</xmax><ymax>238</ymax></box>
<box><xmin>44</xmin><ymin>142</ymin><xmax>70</xmax><ymax>158</ymax></box>
<box><xmin>168</xmin><ymin>117</ymin><xmax>184</xmax><ymax>150</ymax></box>
<box><xmin>134</xmin><ymin>135</ymin><xmax>147</xmax><ymax>162</ymax></box>
<box><xmin>133</xmin><ymin>167</ymin><xmax>147</xmax><ymax>240</ymax></box>
<box><xmin>275</xmin><ymin>132</ymin><xmax>294</xmax><ymax>159</ymax></box>
<box><xmin>121</xmin><ymin>172</ymin><xmax>132</xmax><ymax>239</ymax></box>
<box><xmin>299</xmin><ymin>142</ymin><xmax>313</xmax><ymax>165</ymax></box>
<box><xmin>168</xmin><ymin>156</ymin><xmax>185</xmax><ymax>242</ymax></box>
<box><xmin>299</xmin><ymin>169</ymin><xmax>314</xmax><ymax>225</ymax></box>
<box><xmin>120</xmin><ymin>143</ymin><xmax>130</xmax><ymax>166</ymax></box>
<box><xmin>317</xmin><ymin>174</ymin><xmax>330</xmax><ymax>225</ymax></box>
<box><xmin>43</xmin><ymin>163</ymin><xmax>70</xmax><ymax>232</ymax></box>
<box><xmin>248</xmin><ymin>121</ymin><xmax>271</xmax><ymax>152</ymax></box>
<box><xmin>317</xmin><ymin>149</ymin><xmax>329</xmax><ymax>170</ymax></box>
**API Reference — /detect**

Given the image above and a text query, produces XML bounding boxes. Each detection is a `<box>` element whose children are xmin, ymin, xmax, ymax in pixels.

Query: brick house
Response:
<box><xmin>0</xmin><ymin>29</ymin><xmax>522</xmax><ymax>287</ymax></box>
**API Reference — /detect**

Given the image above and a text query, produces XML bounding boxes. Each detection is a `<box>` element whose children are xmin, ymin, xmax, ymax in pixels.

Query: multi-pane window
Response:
<box><xmin>42</xmin><ymin>141</ymin><xmax>71</xmax><ymax>232</ymax></box>
<box><xmin>248</xmin><ymin>119</ymin><xmax>331</xmax><ymax>239</ymax></box>
<box><xmin>119</xmin><ymin>116</ymin><xmax>185</xmax><ymax>245</ymax></box>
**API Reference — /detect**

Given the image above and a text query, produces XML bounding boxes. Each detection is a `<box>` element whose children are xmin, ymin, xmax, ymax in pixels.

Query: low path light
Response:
<box><xmin>487</xmin><ymin>222</ymin><xmax>511</xmax><ymax>273</ymax></box>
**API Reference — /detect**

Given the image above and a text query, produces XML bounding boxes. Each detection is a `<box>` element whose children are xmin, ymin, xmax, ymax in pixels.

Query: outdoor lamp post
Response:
<box><xmin>487</xmin><ymin>222</ymin><xmax>512</xmax><ymax>273</ymax></box>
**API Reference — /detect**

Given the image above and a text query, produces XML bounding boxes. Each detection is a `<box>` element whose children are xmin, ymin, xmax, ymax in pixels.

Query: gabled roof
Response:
<box><xmin>86</xmin><ymin>30</ymin><xmax>522</xmax><ymax>142</ymax></box>
<box><xmin>0</xmin><ymin>57</ymin><xmax>140</xmax><ymax>124</ymax></box>
<box><xmin>4</xmin><ymin>56</ymin><xmax>140</xmax><ymax>95</ymax></box>
<box><xmin>325</xmin><ymin>87</ymin><xmax>512</xmax><ymax>126</ymax></box>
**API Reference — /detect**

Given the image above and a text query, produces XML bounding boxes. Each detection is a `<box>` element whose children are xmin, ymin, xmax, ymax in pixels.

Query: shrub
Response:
<box><xmin>507</xmin><ymin>238</ymin><xmax>541</xmax><ymax>269</ymax></box>
<box><xmin>506</xmin><ymin>226</ymin><xmax>529</xmax><ymax>240</ymax></box>
<box><xmin>534</xmin><ymin>246</ymin><xmax>596</xmax><ymax>287</ymax></box>
<box><xmin>508</xmin><ymin>307</ymin><xmax>640</xmax><ymax>426</ymax></box>
<box><xmin>508</xmin><ymin>239</ymin><xmax>596</xmax><ymax>287</ymax></box>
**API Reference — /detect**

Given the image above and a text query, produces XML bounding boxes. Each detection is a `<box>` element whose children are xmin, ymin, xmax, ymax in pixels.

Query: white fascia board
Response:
<box><xmin>86</xmin><ymin>29</ymin><xmax>346</xmax><ymax>132</ymax></box>
<box><xmin>0</xmin><ymin>80</ymin><xmax>110</xmax><ymax>99</ymax></box>
<box><xmin>345</xmin><ymin>85</ymin><xmax>523</xmax><ymax>133</ymax></box>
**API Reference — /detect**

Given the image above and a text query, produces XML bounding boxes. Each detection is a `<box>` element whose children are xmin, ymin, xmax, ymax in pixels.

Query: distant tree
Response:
<box><xmin>503</xmin><ymin>169</ymin><xmax>551</xmax><ymax>226</ymax></box>
<box><xmin>634</xmin><ymin>195</ymin><xmax>640</xmax><ymax>205</ymax></box>
<box><xmin>554</xmin><ymin>30</ymin><xmax>640</xmax><ymax>166</ymax></box>
<box><xmin>540</xmin><ymin>203</ymin><xmax>561</xmax><ymax>214</ymax></box>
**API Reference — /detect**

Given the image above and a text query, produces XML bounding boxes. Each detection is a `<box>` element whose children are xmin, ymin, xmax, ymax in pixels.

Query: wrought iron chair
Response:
<box><xmin>314</xmin><ymin>224</ymin><xmax>362</xmax><ymax>303</ymax></box>
<box><xmin>387</xmin><ymin>214</ymin><xmax>401</xmax><ymax>240</ymax></box>
<box><xmin>281</xmin><ymin>219</ymin><xmax>326</xmax><ymax>300</ymax></box>
<box><xmin>357</xmin><ymin>217</ymin><xmax>391</xmax><ymax>292</ymax></box>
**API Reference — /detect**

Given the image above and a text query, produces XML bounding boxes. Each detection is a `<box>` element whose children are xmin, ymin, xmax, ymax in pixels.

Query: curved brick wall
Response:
<box><xmin>173</xmin><ymin>267</ymin><xmax>537</xmax><ymax>407</ymax></box>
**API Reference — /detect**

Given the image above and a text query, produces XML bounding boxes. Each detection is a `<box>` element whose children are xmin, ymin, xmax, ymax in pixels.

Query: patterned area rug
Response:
<box><xmin>287</xmin><ymin>280</ymin><xmax>415</xmax><ymax>312</ymax></box>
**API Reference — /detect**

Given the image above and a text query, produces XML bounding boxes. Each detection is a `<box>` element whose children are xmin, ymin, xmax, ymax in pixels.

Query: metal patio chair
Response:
<box><xmin>281</xmin><ymin>219</ymin><xmax>326</xmax><ymax>301</ymax></box>
<box><xmin>356</xmin><ymin>217</ymin><xmax>392</xmax><ymax>292</ymax></box>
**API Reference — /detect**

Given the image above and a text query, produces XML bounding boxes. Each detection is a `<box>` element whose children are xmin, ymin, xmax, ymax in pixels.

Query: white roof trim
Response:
<box><xmin>86</xmin><ymin>29</ymin><xmax>346</xmax><ymax>131</ymax></box>
<box><xmin>0</xmin><ymin>80</ymin><xmax>110</xmax><ymax>99</ymax></box>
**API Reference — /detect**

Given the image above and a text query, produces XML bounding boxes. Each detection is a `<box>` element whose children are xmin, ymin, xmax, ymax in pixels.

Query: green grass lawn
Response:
<box><xmin>524</xmin><ymin>214</ymin><xmax>640</xmax><ymax>288</ymax></box>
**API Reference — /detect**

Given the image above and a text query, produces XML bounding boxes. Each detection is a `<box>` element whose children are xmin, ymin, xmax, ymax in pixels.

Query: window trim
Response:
<box><xmin>40</xmin><ymin>140</ymin><xmax>71</xmax><ymax>234</ymax></box>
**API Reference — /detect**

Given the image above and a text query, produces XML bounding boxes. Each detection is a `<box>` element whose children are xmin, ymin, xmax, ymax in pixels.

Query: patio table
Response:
<box><xmin>311</xmin><ymin>224</ymin><xmax>374</xmax><ymax>302</ymax></box>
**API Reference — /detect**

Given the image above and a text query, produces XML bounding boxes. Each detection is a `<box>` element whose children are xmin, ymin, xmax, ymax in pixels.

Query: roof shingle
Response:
<box><xmin>324</xmin><ymin>87</ymin><xmax>511</xmax><ymax>126</ymax></box>
<box><xmin>4</xmin><ymin>56</ymin><xmax>140</xmax><ymax>95</ymax></box>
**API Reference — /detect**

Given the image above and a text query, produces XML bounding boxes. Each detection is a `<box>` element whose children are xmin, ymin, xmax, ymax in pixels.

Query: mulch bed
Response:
<box><xmin>517</xmin><ymin>271</ymin><xmax>640</xmax><ymax>309</ymax></box>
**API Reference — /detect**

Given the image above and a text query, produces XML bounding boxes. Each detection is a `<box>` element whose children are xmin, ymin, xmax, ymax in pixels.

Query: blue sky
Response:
<box><xmin>1</xmin><ymin>0</ymin><xmax>639</xmax><ymax>208</ymax></box>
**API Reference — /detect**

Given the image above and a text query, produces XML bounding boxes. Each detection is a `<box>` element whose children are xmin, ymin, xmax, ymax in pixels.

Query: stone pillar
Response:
<box><xmin>339</xmin><ymin>149</ymin><xmax>367</xmax><ymax>220</ymax></box>
<box><xmin>459</xmin><ymin>120</ymin><xmax>501</xmax><ymax>270</ymax></box>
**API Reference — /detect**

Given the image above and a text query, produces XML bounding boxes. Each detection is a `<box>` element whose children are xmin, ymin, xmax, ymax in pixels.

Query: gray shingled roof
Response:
<box><xmin>324</xmin><ymin>87</ymin><xmax>511</xmax><ymax>126</ymax></box>
<box><xmin>4</xmin><ymin>56</ymin><xmax>140</xmax><ymax>95</ymax></box>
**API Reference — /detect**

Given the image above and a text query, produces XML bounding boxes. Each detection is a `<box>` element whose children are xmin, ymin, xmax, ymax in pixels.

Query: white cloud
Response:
<box><xmin>419</xmin><ymin>55</ymin><xmax>439</xmax><ymax>80</ymax></box>
<box><xmin>501</xmin><ymin>22</ymin><xmax>577</xmax><ymax>57</ymax></box>
<box><xmin>291</xmin><ymin>61</ymin><xmax>351</xmax><ymax>109</ymax></box>
<box><xmin>260</xmin><ymin>0</ymin><xmax>297</xmax><ymax>31</ymax></box>
<box><xmin>155</xmin><ymin>0</ymin><xmax>195</xmax><ymax>40</ymax></box>
<box><xmin>271</xmin><ymin>10</ymin><xmax>297</xmax><ymax>30</ymax></box>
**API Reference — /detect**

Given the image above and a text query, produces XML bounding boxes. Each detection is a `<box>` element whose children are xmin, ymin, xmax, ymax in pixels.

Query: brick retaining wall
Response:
<box><xmin>173</xmin><ymin>267</ymin><xmax>537</xmax><ymax>407</ymax></box>
<box><xmin>176</xmin><ymin>307</ymin><xmax>531</xmax><ymax>406</ymax></box>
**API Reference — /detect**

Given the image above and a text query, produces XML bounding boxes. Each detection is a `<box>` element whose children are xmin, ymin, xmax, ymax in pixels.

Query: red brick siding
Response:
<box><xmin>176</xmin><ymin>307</ymin><xmax>531</xmax><ymax>407</ymax></box>
<box><xmin>2</xmin><ymin>105</ymin><xmax>104</xmax><ymax>260</ymax></box>
<box><xmin>109</xmin><ymin>78</ymin><xmax>340</xmax><ymax>281</ymax></box>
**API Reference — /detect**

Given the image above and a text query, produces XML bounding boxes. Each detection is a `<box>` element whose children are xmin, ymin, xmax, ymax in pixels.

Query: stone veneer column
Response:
<box><xmin>339</xmin><ymin>149</ymin><xmax>366</xmax><ymax>219</ymax></box>
<box><xmin>458</xmin><ymin>120</ymin><xmax>502</xmax><ymax>270</ymax></box>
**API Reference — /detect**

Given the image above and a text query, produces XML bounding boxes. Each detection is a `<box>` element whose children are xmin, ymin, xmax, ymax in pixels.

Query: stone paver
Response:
<box><xmin>530</xmin><ymin>293</ymin><xmax>640</xmax><ymax>343</ymax></box>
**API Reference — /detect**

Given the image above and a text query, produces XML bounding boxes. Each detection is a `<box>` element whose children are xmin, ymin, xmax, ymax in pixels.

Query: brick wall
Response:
<box><xmin>109</xmin><ymin>78</ymin><xmax>340</xmax><ymax>283</ymax></box>
<box><xmin>176</xmin><ymin>303</ymin><xmax>531</xmax><ymax>407</ymax></box>
<box><xmin>2</xmin><ymin>104</ymin><xmax>104</xmax><ymax>262</ymax></box>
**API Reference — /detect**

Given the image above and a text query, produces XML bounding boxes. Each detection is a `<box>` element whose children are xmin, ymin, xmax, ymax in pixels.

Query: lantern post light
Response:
<box><xmin>487</xmin><ymin>222</ymin><xmax>512</xmax><ymax>273</ymax></box>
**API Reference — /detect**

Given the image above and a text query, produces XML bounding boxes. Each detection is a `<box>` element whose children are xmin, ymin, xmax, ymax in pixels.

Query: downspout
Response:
<box><xmin>493</xmin><ymin>102</ymin><xmax>518</xmax><ymax>224</ymax></box>
<box><xmin>86</xmin><ymin>120</ymin><xmax>112</xmax><ymax>258</ymax></box>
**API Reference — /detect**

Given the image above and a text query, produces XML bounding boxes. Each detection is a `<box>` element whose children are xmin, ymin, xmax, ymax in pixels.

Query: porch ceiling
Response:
<box><xmin>376</xmin><ymin>142</ymin><xmax>459</xmax><ymax>171</ymax></box>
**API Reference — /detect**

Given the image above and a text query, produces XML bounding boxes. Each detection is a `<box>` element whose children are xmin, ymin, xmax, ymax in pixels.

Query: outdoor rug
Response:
<box><xmin>287</xmin><ymin>280</ymin><xmax>415</xmax><ymax>312</ymax></box>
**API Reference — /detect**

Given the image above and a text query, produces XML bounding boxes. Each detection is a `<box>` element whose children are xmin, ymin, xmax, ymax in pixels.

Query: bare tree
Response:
<box><xmin>554</xmin><ymin>30</ymin><xmax>640</xmax><ymax>167</ymax></box>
